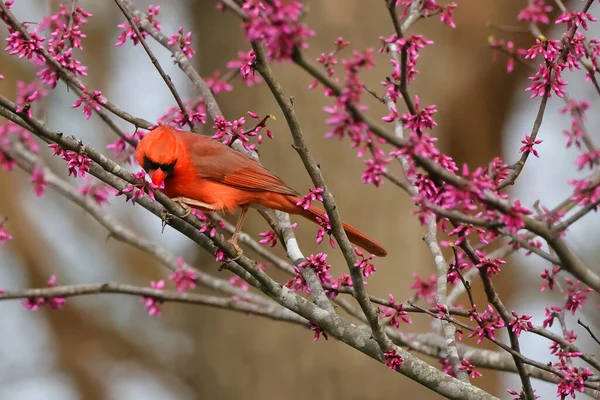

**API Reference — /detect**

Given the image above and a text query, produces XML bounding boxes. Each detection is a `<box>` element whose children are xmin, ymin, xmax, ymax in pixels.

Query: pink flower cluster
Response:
<box><xmin>141</xmin><ymin>280</ymin><xmax>164</xmax><ymax>316</ymax></box>
<box><xmin>192</xmin><ymin>209</ymin><xmax>226</xmax><ymax>238</ymax></box>
<box><xmin>116</xmin><ymin>4</ymin><xmax>161</xmax><ymax>46</ymax></box>
<box><xmin>116</xmin><ymin>170</ymin><xmax>160</xmax><ymax>204</ymax></box>
<box><xmin>22</xmin><ymin>275</ymin><xmax>66</xmax><ymax>311</ymax></box>
<box><xmin>168</xmin><ymin>27</ymin><xmax>195</xmax><ymax>59</ymax></box>
<box><xmin>168</xmin><ymin>257</ymin><xmax>197</xmax><ymax>292</ymax></box>
<box><xmin>241</xmin><ymin>0</ymin><xmax>314</xmax><ymax>62</ymax></box>
<box><xmin>468</xmin><ymin>305</ymin><xmax>505</xmax><ymax>344</ymax></box>
<box><xmin>227</xmin><ymin>50</ymin><xmax>261</xmax><ymax>86</ymax></box>
<box><xmin>379</xmin><ymin>293</ymin><xmax>412</xmax><ymax>328</ymax></box>
<box><xmin>211</xmin><ymin>113</ymin><xmax>273</xmax><ymax>151</ymax></box>
<box><xmin>0</xmin><ymin>218</ymin><xmax>12</xmax><ymax>244</ymax></box>
<box><xmin>296</xmin><ymin>187</ymin><xmax>323</xmax><ymax>210</ymax></box>
<box><xmin>48</xmin><ymin>143</ymin><xmax>92</xmax><ymax>177</ymax></box>
<box><xmin>158</xmin><ymin>98</ymin><xmax>206</xmax><ymax>128</ymax></box>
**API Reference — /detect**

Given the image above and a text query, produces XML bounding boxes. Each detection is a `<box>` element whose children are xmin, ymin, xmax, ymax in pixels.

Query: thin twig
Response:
<box><xmin>250</xmin><ymin>41</ymin><xmax>394</xmax><ymax>353</ymax></box>
<box><xmin>0</xmin><ymin>283</ymin><xmax>307</xmax><ymax>324</ymax></box>
<box><xmin>578</xmin><ymin>319</ymin><xmax>600</xmax><ymax>347</ymax></box>
<box><xmin>114</xmin><ymin>0</ymin><xmax>194</xmax><ymax>130</ymax></box>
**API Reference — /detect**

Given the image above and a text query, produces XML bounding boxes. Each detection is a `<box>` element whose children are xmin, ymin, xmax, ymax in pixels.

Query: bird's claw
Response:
<box><xmin>160</xmin><ymin>208</ymin><xmax>173</xmax><ymax>233</ymax></box>
<box><xmin>174</xmin><ymin>200</ymin><xmax>192</xmax><ymax>218</ymax></box>
<box><xmin>227</xmin><ymin>237</ymin><xmax>244</xmax><ymax>261</ymax></box>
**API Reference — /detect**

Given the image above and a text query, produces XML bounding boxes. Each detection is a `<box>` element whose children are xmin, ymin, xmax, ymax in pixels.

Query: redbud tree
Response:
<box><xmin>0</xmin><ymin>0</ymin><xmax>599</xmax><ymax>399</ymax></box>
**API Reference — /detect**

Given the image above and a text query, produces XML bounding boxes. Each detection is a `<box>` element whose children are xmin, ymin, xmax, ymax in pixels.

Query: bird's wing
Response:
<box><xmin>179</xmin><ymin>131</ymin><xmax>300</xmax><ymax>196</ymax></box>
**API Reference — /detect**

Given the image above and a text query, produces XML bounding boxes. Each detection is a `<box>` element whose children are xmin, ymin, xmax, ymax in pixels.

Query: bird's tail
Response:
<box><xmin>259</xmin><ymin>193</ymin><xmax>387</xmax><ymax>257</ymax></box>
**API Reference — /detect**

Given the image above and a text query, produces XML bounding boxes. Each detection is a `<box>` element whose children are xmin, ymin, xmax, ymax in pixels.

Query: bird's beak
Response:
<box><xmin>150</xmin><ymin>169</ymin><xmax>167</xmax><ymax>187</ymax></box>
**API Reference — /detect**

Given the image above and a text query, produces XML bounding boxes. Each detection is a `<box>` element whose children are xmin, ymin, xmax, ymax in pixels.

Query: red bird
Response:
<box><xmin>136</xmin><ymin>126</ymin><xmax>387</xmax><ymax>257</ymax></box>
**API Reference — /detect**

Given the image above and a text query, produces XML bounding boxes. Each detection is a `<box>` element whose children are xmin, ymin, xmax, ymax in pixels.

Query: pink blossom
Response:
<box><xmin>526</xmin><ymin>63</ymin><xmax>567</xmax><ymax>98</ymax></box>
<box><xmin>71</xmin><ymin>85</ymin><xmax>105</xmax><ymax>120</ymax></box>
<box><xmin>146</xmin><ymin>4</ymin><xmax>162</xmax><ymax>31</ymax></box>
<box><xmin>555</xmin><ymin>11</ymin><xmax>597</xmax><ymax>31</ymax></box>
<box><xmin>501</xmin><ymin>200</ymin><xmax>532</xmax><ymax>232</ymax></box>
<box><xmin>228</xmin><ymin>275</ymin><xmax>249</xmax><ymax>295</ymax></box>
<box><xmin>299</xmin><ymin>253</ymin><xmax>333</xmax><ymax>286</ymax></box>
<box><xmin>379</xmin><ymin>34</ymin><xmax>433</xmax><ymax>83</ymax></box>
<box><xmin>48</xmin><ymin>144</ymin><xmax>92</xmax><ymax>177</ymax></box>
<box><xmin>448</xmin><ymin>223</ymin><xmax>487</xmax><ymax>246</ymax></box>
<box><xmin>401</xmin><ymin>96</ymin><xmax>437</xmax><ymax>133</ymax></box>
<box><xmin>5</xmin><ymin>25</ymin><xmax>46</xmax><ymax>62</ymax></box>
<box><xmin>212</xmin><ymin>115</ymin><xmax>270</xmax><ymax>152</ymax></box>
<box><xmin>78</xmin><ymin>180</ymin><xmax>113</xmax><ymax>206</ymax></box>
<box><xmin>285</xmin><ymin>266</ymin><xmax>310</xmax><ymax>294</ymax></box>
<box><xmin>474</xmin><ymin>250</ymin><xmax>506</xmax><ymax>276</ymax></box>
<box><xmin>507</xmin><ymin>388</ymin><xmax>540</xmax><ymax>400</ymax></box>
<box><xmin>159</xmin><ymin>99</ymin><xmax>206</xmax><ymax>128</ymax></box>
<box><xmin>116</xmin><ymin>170</ymin><xmax>160</xmax><ymax>204</ymax></box>
<box><xmin>317</xmin><ymin>51</ymin><xmax>338</xmax><ymax>77</ymax></box>
<box><xmin>542</xmin><ymin>306</ymin><xmax>562</xmax><ymax>329</ymax></box>
<box><xmin>309</xmin><ymin>323</ymin><xmax>328</xmax><ymax>342</ymax></box>
<box><xmin>489</xmin><ymin>39</ymin><xmax>527</xmax><ymax>73</ymax></box>
<box><xmin>550</xmin><ymin>330</ymin><xmax>583</xmax><ymax>359</ymax></box>
<box><xmin>459</xmin><ymin>359</ymin><xmax>482</xmax><ymax>379</ymax></box>
<box><xmin>362</xmin><ymin>157</ymin><xmax>389</xmax><ymax>187</ymax></box>
<box><xmin>315</xmin><ymin>213</ymin><xmax>335</xmax><ymax>249</ymax></box>
<box><xmin>296</xmin><ymin>187</ymin><xmax>324</xmax><ymax>210</ymax></box>
<box><xmin>517</xmin><ymin>0</ymin><xmax>552</xmax><ymax>24</ymax></box>
<box><xmin>468</xmin><ymin>305</ymin><xmax>505</xmax><ymax>343</ymax></box>
<box><xmin>554</xmin><ymin>359</ymin><xmax>594</xmax><ymax>399</ymax></box>
<box><xmin>16</xmin><ymin>80</ymin><xmax>47</xmax><ymax>106</ymax></box>
<box><xmin>241</xmin><ymin>0</ymin><xmax>314</xmax><ymax>62</ymax></box>
<box><xmin>30</xmin><ymin>166</ymin><xmax>48</xmax><ymax>197</ymax></box>
<box><xmin>354</xmin><ymin>247</ymin><xmax>376</xmax><ymax>277</ymax></box>
<box><xmin>409</xmin><ymin>273</ymin><xmax>437</xmax><ymax>304</ymax></box>
<box><xmin>49</xmin><ymin>47</ymin><xmax>87</xmax><ymax>77</ymax></box>
<box><xmin>0</xmin><ymin>221</ymin><xmax>13</xmax><ymax>244</ymax></box>
<box><xmin>334</xmin><ymin>37</ymin><xmax>350</xmax><ymax>50</ymax></box>
<box><xmin>575</xmin><ymin>150</ymin><xmax>600</xmax><ymax>170</ymax></box>
<box><xmin>227</xmin><ymin>50</ymin><xmax>261</xmax><ymax>86</ymax></box>
<box><xmin>205</xmin><ymin>70</ymin><xmax>233</xmax><ymax>94</ymax></box>
<box><xmin>508</xmin><ymin>311</ymin><xmax>534</xmax><ymax>337</ymax></box>
<box><xmin>439</xmin><ymin>3</ymin><xmax>457</xmax><ymax>28</ymax></box>
<box><xmin>41</xmin><ymin>4</ymin><xmax>92</xmax><ymax>51</ymax></box>
<box><xmin>540</xmin><ymin>265</ymin><xmax>560</xmax><ymax>292</ymax></box>
<box><xmin>519</xmin><ymin>135</ymin><xmax>543</xmax><ymax>157</ymax></box>
<box><xmin>65</xmin><ymin>152</ymin><xmax>92</xmax><ymax>177</ymax></box>
<box><xmin>168</xmin><ymin>257</ymin><xmax>197</xmax><ymax>292</ymax></box>
<box><xmin>214</xmin><ymin>248</ymin><xmax>229</xmax><ymax>263</ymax></box>
<box><xmin>525</xmin><ymin>37</ymin><xmax>560</xmax><ymax>61</ymax></box>
<box><xmin>22</xmin><ymin>275</ymin><xmax>66</xmax><ymax>311</ymax></box>
<box><xmin>0</xmin><ymin>148</ymin><xmax>15</xmax><ymax>171</ymax></box>
<box><xmin>258</xmin><ymin>230</ymin><xmax>278</xmax><ymax>247</ymax></box>
<box><xmin>564</xmin><ymin>277</ymin><xmax>592</xmax><ymax>315</ymax></box>
<box><xmin>191</xmin><ymin>209</ymin><xmax>225</xmax><ymax>237</ymax></box>
<box><xmin>379</xmin><ymin>294</ymin><xmax>412</xmax><ymax>327</ymax></box>
<box><xmin>116</xmin><ymin>14</ymin><xmax>149</xmax><ymax>47</ymax></box>
<box><xmin>569</xmin><ymin>178</ymin><xmax>600</xmax><ymax>208</ymax></box>
<box><xmin>141</xmin><ymin>280</ymin><xmax>164</xmax><ymax>316</ymax></box>
<box><xmin>325</xmin><ymin>273</ymin><xmax>353</xmax><ymax>299</ymax></box>
<box><xmin>168</xmin><ymin>27</ymin><xmax>195</xmax><ymax>58</ymax></box>
<box><xmin>383</xmin><ymin>349</ymin><xmax>404</xmax><ymax>371</ymax></box>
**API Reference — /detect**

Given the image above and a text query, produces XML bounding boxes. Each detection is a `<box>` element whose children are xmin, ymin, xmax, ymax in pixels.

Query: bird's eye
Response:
<box><xmin>161</xmin><ymin>161</ymin><xmax>176</xmax><ymax>174</ymax></box>
<box><xmin>143</xmin><ymin>155</ymin><xmax>158</xmax><ymax>172</ymax></box>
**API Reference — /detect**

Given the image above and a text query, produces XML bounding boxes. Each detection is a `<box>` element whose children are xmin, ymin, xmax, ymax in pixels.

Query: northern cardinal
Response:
<box><xmin>136</xmin><ymin>126</ymin><xmax>387</xmax><ymax>257</ymax></box>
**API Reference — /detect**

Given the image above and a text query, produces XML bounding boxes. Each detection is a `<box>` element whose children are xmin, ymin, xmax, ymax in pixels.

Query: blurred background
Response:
<box><xmin>0</xmin><ymin>0</ymin><xmax>598</xmax><ymax>399</ymax></box>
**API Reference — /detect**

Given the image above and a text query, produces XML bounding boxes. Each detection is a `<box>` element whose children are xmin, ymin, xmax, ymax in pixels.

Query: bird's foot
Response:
<box><xmin>171</xmin><ymin>196</ymin><xmax>216</xmax><ymax>218</ymax></box>
<box><xmin>227</xmin><ymin>236</ymin><xmax>244</xmax><ymax>261</ymax></box>
<box><xmin>170</xmin><ymin>197</ymin><xmax>193</xmax><ymax>218</ymax></box>
<box><xmin>160</xmin><ymin>208</ymin><xmax>173</xmax><ymax>233</ymax></box>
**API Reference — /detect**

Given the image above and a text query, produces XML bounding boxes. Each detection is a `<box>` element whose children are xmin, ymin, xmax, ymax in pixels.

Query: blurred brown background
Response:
<box><xmin>0</xmin><ymin>0</ymin><xmax>558</xmax><ymax>399</ymax></box>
